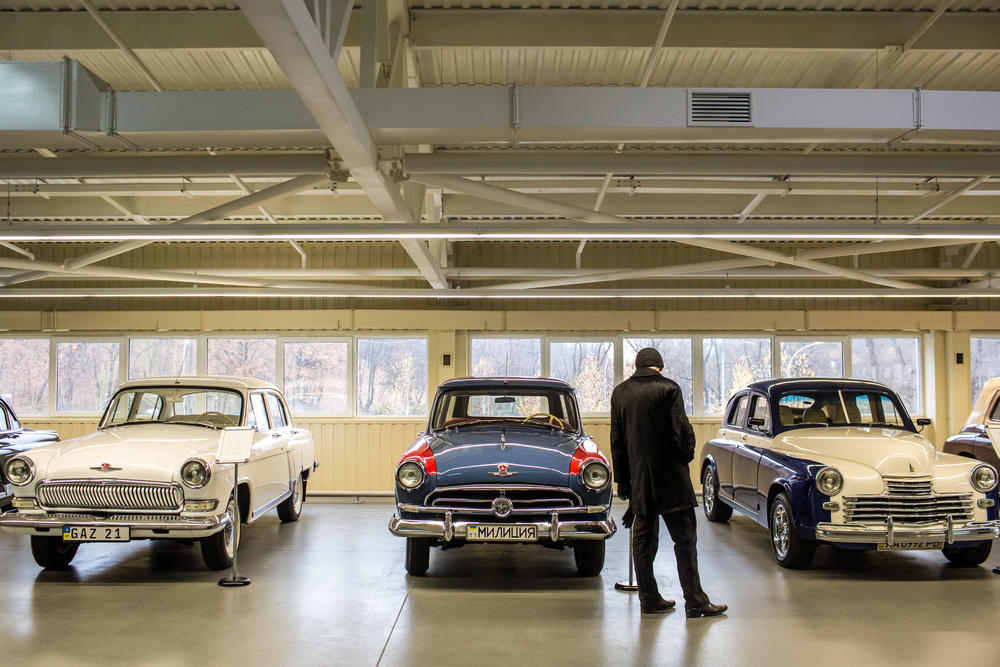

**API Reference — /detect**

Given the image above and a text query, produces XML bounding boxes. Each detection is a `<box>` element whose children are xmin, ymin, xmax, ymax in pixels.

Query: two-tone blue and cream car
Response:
<box><xmin>388</xmin><ymin>377</ymin><xmax>616</xmax><ymax>576</ymax></box>
<box><xmin>701</xmin><ymin>379</ymin><xmax>999</xmax><ymax>568</ymax></box>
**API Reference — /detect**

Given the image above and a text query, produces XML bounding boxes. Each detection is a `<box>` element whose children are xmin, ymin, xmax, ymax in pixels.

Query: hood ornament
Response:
<box><xmin>489</xmin><ymin>463</ymin><xmax>517</xmax><ymax>478</ymax></box>
<box><xmin>500</xmin><ymin>428</ymin><xmax>506</xmax><ymax>451</ymax></box>
<box><xmin>908</xmin><ymin>463</ymin><xmax>915</xmax><ymax>473</ymax></box>
<box><xmin>90</xmin><ymin>463</ymin><xmax>122</xmax><ymax>472</ymax></box>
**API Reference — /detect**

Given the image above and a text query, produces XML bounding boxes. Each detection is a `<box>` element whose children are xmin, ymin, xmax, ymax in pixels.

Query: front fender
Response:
<box><xmin>759</xmin><ymin>451</ymin><xmax>831</xmax><ymax>540</ymax></box>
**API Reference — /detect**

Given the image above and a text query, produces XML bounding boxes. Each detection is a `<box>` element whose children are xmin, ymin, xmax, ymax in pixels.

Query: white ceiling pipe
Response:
<box><xmin>410</xmin><ymin>174</ymin><xmax>919</xmax><ymax>289</ymax></box>
<box><xmin>0</xmin><ymin>155</ymin><xmax>331</xmax><ymax>179</ymax></box>
<box><xmin>0</xmin><ymin>286</ymin><xmax>997</xmax><ymax>301</ymax></box>
<box><xmin>230</xmin><ymin>175</ymin><xmax>308</xmax><ymax>268</ymax></box>
<box><xmin>906</xmin><ymin>175</ymin><xmax>991</xmax><ymax>224</ymax></box>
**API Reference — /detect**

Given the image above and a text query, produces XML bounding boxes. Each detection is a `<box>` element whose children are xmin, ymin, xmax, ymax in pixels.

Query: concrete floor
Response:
<box><xmin>0</xmin><ymin>500</ymin><xmax>996</xmax><ymax>667</ymax></box>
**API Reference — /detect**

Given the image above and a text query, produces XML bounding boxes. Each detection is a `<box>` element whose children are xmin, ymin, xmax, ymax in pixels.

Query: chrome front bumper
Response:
<box><xmin>389</xmin><ymin>511</ymin><xmax>616</xmax><ymax>542</ymax></box>
<box><xmin>815</xmin><ymin>517</ymin><xmax>999</xmax><ymax>545</ymax></box>
<box><xmin>0</xmin><ymin>511</ymin><xmax>231</xmax><ymax>539</ymax></box>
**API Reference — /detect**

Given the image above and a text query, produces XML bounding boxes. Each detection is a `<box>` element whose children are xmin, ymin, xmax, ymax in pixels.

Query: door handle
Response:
<box><xmin>271</xmin><ymin>433</ymin><xmax>281</xmax><ymax>438</ymax></box>
<box><xmin>741</xmin><ymin>434</ymin><xmax>748</xmax><ymax>443</ymax></box>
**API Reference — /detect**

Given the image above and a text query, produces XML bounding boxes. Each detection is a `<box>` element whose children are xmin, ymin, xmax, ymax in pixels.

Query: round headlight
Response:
<box><xmin>5</xmin><ymin>456</ymin><xmax>34</xmax><ymax>486</ymax></box>
<box><xmin>180</xmin><ymin>459</ymin><xmax>210</xmax><ymax>489</ymax></box>
<box><xmin>971</xmin><ymin>464</ymin><xmax>998</xmax><ymax>493</ymax></box>
<box><xmin>581</xmin><ymin>462</ymin><xmax>610</xmax><ymax>490</ymax></box>
<box><xmin>397</xmin><ymin>461</ymin><xmax>425</xmax><ymax>489</ymax></box>
<box><xmin>815</xmin><ymin>467</ymin><xmax>843</xmax><ymax>496</ymax></box>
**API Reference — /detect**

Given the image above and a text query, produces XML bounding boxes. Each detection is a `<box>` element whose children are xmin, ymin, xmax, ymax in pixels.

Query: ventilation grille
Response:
<box><xmin>688</xmin><ymin>91</ymin><xmax>753</xmax><ymax>127</ymax></box>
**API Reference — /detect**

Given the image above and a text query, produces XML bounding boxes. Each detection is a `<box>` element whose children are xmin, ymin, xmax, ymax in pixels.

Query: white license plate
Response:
<box><xmin>62</xmin><ymin>526</ymin><xmax>130</xmax><ymax>542</ymax></box>
<box><xmin>467</xmin><ymin>524</ymin><xmax>538</xmax><ymax>542</ymax></box>
<box><xmin>877</xmin><ymin>541</ymin><xmax>943</xmax><ymax>551</ymax></box>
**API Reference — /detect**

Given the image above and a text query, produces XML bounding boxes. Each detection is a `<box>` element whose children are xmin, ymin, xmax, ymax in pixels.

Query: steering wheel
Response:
<box><xmin>521</xmin><ymin>412</ymin><xmax>566</xmax><ymax>428</ymax></box>
<box><xmin>195</xmin><ymin>411</ymin><xmax>236</xmax><ymax>426</ymax></box>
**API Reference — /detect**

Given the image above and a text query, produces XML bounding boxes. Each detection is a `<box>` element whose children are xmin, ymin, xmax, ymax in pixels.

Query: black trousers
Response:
<box><xmin>630</xmin><ymin>508</ymin><xmax>710</xmax><ymax>609</ymax></box>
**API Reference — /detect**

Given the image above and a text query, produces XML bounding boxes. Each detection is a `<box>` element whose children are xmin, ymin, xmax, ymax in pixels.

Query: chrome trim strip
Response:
<box><xmin>397</xmin><ymin>503</ymin><xmax>608</xmax><ymax>516</ymax></box>
<box><xmin>0</xmin><ymin>511</ymin><xmax>230</xmax><ymax>534</ymax></box>
<box><xmin>424</xmin><ymin>485</ymin><xmax>583</xmax><ymax>506</ymax></box>
<box><xmin>815</xmin><ymin>520</ymin><xmax>999</xmax><ymax>545</ymax></box>
<box><xmin>388</xmin><ymin>514</ymin><xmax>616</xmax><ymax>541</ymax></box>
<box><xmin>250</xmin><ymin>488</ymin><xmax>292</xmax><ymax>521</ymax></box>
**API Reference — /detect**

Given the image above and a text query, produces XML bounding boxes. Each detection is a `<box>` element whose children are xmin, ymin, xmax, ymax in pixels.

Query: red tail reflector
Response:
<box><xmin>399</xmin><ymin>440</ymin><xmax>437</xmax><ymax>475</ymax></box>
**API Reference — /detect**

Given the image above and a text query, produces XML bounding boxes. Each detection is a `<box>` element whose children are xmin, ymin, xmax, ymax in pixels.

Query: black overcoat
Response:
<box><xmin>609</xmin><ymin>367</ymin><xmax>697</xmax><ymax>516</ymax></box>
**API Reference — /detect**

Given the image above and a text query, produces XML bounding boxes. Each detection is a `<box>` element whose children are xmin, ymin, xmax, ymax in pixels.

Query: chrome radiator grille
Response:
<box><xmin>884</xmin><ymin>478</ymin><xmax>933</xmax><ymax>495</ymax></box>
<box><xmin>843</xmin><ymin>492</ymin><xmax>973</xmax><ymax>524</ymax></box>
<box><xmin>38</xmin><ymin>481</ymin><xmax>183</xmax><ymax>512</ymax></box>
<box><xmin>427</xmin><ymin>486</ymin><xmax>582</xmax><ymax>514</ymax></box>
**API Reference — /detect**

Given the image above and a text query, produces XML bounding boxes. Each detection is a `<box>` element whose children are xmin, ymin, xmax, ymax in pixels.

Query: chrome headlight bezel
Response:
<box><xmin>397</xmin><ymin>461</ymin><xmax>425</xmax><ymax>489</ymax></box>
<box><xmin>970</xmin><ymin>464</ymin><xmax>998</xmax><ymax>493</ymax></box>
<box><xmin>5</xmin><ymin>456</ymin><xmax>35</xmax><ymax>487</ymax></box>
<box><xmin>815</xmin><ymin>467</ymin><xmax>843</xmax><ymax>497</ymax></box>
<box><xmin>180</xmin><ymin>458</ymin><xmax>211</xmax><ymax>489</ymax></box>
<box><xmin>581</xmin><ymin>461</ymin><xmax>611</xmax><ymax>490</ymax></box>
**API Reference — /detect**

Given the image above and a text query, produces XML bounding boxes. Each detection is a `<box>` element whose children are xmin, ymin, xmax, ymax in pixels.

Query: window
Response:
<box><xmin>249</xmin><ymin>393</ymin><xmax>269</xmax><ymax>431</ymax></box>
<box><xmin>0</xmin><ymin>338</ymin><xmax>49</xmax><ymax>414</ymax></box>
<box><xmin>104</xmin><ymin>387</ymin><xmax>242</xmax><ymax>427</ymax></box>
<box><xmin>776</xmin><ymin>390</ymin><xmax>907</xmax><ymax>429</ymax></box>
<box><xmin>265</xmin><ymin>393</ymin><xmax>289</xmax><ymax>428</ymax></box>
<box><xmin>623</xmin><ymin>338</ymin><xmax>693</xmax><ymax>413</ymax></box>
<box><xmin>356</xmin><ymin>337</ymin><xmax>428</xmax><ymax>416</ymax></box>
<box><xmin>431</xmin><ymin>387</ymin><xmax>579</xmax><ymax>432</ymax></box>
<box><xmin>726</xmin><ymin>395</ymin><xmax>748</xmax><ymax>428</ymax></box>
<box><xmin>780</xmin><ymin>340</ymin><xmax>843</xmax><ymax>378</ymax></box>
<box><xmin>470</xmin><ymin>338</ymin><xmax>542</xmax><ymax>377</ymax></box>
<box><xmin>749</xmin><ymin>395</ymin><xmax>769</xmax><ymax>432</ymax></box>
<box><xmin>207</xmin><ymin>338</ymin><xmax>276</xmax><ymax>384</ymax></box>
<box><xmin>990</xmin><ymin>397</ymin><xmax>1000</xmax><ymax>422</ymax></box>
<box><xmin>971</xmin><ymin>337</ymin><xmax>1000</xmax><ymax>405</ymax></box>
<box><xmin>0</xmin><ymin>404</ymin><xmax>10</xmax><ymax>431</ymax></box>
<box><xmin>703</xmin><ymin>338</ymin><xmax>772</xmax><ymax>415</ymax></box>
<box><xmin>549</xmin><ymin>341</ymin><xmax>615</xmax><ymax>413</ymax></box>
<box><xmin>283</xmin><ymin>341</ymin><xmax>349</xmax><ymax>414</ymax></box>
<box><xmin>56</xmin><ymin>341</ymin><xmax>120</xmax><ymax>413</ymax></box>
<box><xmin>129</xmin><ymin>338</ymin><xmax>196</xmax><ymax>380</ymax></box>
<box><xmin>851</xmin><ymin>337</ymin><xmax>921</xmax><ymax>413</ymax></box>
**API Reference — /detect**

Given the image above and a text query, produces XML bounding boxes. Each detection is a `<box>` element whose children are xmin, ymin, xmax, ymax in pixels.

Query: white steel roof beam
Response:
<box><xmin>79</xmin><ymin>0</ymin><xmax>164</xmax><ymax>92</ymax></box>
<box><xmin>240</xmin><ymin>0</ymin><xmax>447</xmax><ymax>290</ymax></box>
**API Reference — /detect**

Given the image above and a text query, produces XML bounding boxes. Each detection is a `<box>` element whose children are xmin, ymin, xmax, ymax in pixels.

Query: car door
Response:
<box><xmin>979</xmin><ymin>394</ymin><xmax>1000</xmax><ymax>468</ymax></box>
<box><xmin>734</xmin><ymin>393</ymin><xmax>769</xmax><ymax>516</ymax></box>
<box><xmin>713</xmin><ymin>393</ymin><xmax>749</xmax><ymax>501</ymax></box>
<box><xmin>244</xmin><ymin>392</ymin><xmax>287</xmax><ymax>516</ymax></box>
<box><xmin>259</xmin><ymin>391</ymin><xmax>294</xmax><ymax>509</ymax></box>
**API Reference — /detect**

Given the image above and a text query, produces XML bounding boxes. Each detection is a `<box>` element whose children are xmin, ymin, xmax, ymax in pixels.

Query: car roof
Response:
<box><xmin>436</xmin><ymin>377</ymin><xmax>575</xmax><ymax>391</ymax></box>
<box><xmin>746</xmin><ymin>377</ymin><xmax>895</xmax><ymax>395</ymax></box>
<box><xmin>117</xmin><ymin>376</ymin><xmax>278</xmax><ymax>392</ymax></box>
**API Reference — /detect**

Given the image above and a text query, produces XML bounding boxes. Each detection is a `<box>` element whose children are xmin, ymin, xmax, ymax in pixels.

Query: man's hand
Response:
<box><xmin>617</xmin><ymin>484</ymin><xmax>631</xmax><ymax>501</ymax></box>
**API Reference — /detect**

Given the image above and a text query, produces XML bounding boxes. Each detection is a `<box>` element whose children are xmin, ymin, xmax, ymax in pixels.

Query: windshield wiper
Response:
<box><xmin>168</xmin><ymin>420</ymin><xmax>222</xmax><ymax>430</ymax></box>
<box><xmin>106</xmin><ymin>420</ymin><xmax>155</xmax><ymax>428</ymax></box>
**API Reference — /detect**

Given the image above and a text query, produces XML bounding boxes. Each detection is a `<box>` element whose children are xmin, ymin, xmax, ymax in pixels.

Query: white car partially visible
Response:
<box><xmin>0</xmin><ymin>376</ymin><xmax>316</xmax><ymax>571</ymax></box>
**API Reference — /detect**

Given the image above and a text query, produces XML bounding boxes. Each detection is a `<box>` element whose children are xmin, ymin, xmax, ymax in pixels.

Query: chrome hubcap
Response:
<box><xmin>224</xmin><ymin>498</ymin><xmax>239</xmax><ymax>558</ymax></box>
<box><xmin>703</xmin><ymin>470</ymin><xmax>715</xmax><ymax>514</ymax></box>
<box><xmin>293</xmin><ymin>476</ymin><xmax>303</xmax><ymax>512</ymax></box>
<box><xmin>772</xmin><ymin>503</ymin><xmax>790</xmax><ymax>559</ymax></box>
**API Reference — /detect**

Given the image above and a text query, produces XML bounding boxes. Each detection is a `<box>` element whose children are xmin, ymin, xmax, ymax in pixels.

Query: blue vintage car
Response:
<box><xmin>701</xmin><ymin>378</ymin><xmax>1000</xmax><ymax>568</ymax></box>
<box><xmin>1</xmin><ymin>396</ymin><xmax>59</xmax><ymax>508</ymax></box>
<box><xmin>388</xmin><ymin>377</ymin><xmax>616</xmax><ymax>576</ymax></box>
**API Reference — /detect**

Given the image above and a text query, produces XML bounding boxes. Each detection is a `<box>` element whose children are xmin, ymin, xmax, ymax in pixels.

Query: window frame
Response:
<box><xmin>53</xmin><ymin>338</ymin><xmax>125</xmax><ymax>416</ymax></box>
<box><xmin>546</xmin><ymin>336</ymin><xmax>620</xmax><ymax>417</ymax></box>
<box><xmin>205</xmin><ymin>335</ymin><xmax>279</xmax><ymax>386</ymax></box>
<box><xmin>847</xmin><ymin>334</ymin><xmax>923</xmax><ymax>416</ymax></box>
<box><xmin>468</xmin><ymin>335</ymin><xmax>544</xmax><ymax>379</ymax></box>
<box><xmin>126</xmin><ymin>335</ymin><xmax>199</xmax><ymax>381</ymax></box>
<box><xmin>970</xmin><ymin>334</ymin><xmax>1000</xmax><ymax>407</ymax></box>
<box><xmin>0</xmin><ymin>335</ymin><xmax>53</xmax><ymax>417</ymax></box>
<box><xmin>701</xmin><ymin>335</ymin><xmax>774</xmax><ymax>418</ymax></box>
<box><xmin>354</xmin><ymin>334</ymin><xmax>430</xmax><ymax>418</ymax></box>
<box><xmin>280</xmin><ymin>337</ymin><xmax>353</xmax><ymax>418</ymax></box>
<box><xmin>776</xmin><ymin>336</ymin><xmax>847</xmax><ymax>380</ymax></box>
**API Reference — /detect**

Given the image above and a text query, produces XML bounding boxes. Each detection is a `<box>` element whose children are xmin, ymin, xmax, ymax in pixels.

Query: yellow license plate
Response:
<box><xmin>877</xmin><ymin>541</ymin><xmax>943</xmax><ymax>551</ymax></box>
<box><xmin>62</xmin><ymin>526</ymin><xmax>130</xmax><ymax>542</ymax></box>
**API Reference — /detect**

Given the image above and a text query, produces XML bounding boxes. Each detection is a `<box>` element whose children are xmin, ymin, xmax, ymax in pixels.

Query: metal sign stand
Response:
<box><xmin>614</xmin><ymin>527</ymin><xmax>639</xmax><ymax>592</ymax></box>
<box><xmin>215</xmin><ymin>427</ymin><xmax>255</xmax><ymax>588</ymax></box>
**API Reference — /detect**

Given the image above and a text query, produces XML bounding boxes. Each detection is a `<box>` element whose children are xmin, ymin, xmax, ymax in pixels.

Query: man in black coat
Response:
<box><xmin>610</xmin><ymin>347</ymin><xmax>727</xmax><ymax>617</ymax></box>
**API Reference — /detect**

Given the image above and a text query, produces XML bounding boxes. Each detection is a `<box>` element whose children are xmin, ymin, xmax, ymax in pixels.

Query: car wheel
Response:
<box><xmin>201</xmin><ymin>494</ymin><xmax>240</xmax><ymax>570</ymax></box>
<box><xmin>942</xmin><ymin>541</ymin><xmax>992</xmax><ymax>567</ymax></box>
<box><xmin>30</xmin><ymin>535</ymin><xmax>80</xmax><ymax>570</ymax></box>
<box><xmin>276</xmin><ymin>473</ymin><xmax>304</xmax><ymax>523</ymax></box>
<box><xmin>702</xmin><ymin>465</ymin><xmax>733</xmax><ymax>522</ymax></box>
<box><xmin>769</xmin><ymin>493</ymin><xmax>816</xmax><ymax>569</ymax></box>
<box><xmin>574</xmin><ymin>540</ymin><xmax>606</xmax><ymax>576</ymax></box>
<box><xmin>405</xmin><ymin>537</ymin><xmax>431</xmax><ymax>576</ymax></box>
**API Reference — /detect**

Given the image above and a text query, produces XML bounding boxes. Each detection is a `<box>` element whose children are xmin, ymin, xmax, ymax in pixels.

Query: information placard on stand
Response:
<box><xmin>217</xmin><ymin>427</ymin><xmax>256</xmax><ymax>587</ymax></box>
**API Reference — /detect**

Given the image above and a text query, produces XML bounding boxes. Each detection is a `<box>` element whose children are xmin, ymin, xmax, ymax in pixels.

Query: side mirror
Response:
<box><xmin>915</xmin><ymin>418</ymin><xmax>931</xmax><ymax>431</ymax></box>
<box><xmin>748</xmin><ymin>417</ymin><xmax>765</xmax><ymax>428</ymax></box>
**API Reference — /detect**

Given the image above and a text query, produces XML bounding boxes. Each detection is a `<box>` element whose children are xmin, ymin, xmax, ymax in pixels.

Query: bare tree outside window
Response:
<box><xmin>0</xmin><ymin>338</ymin><xmax>49</xmax><ymax>414</ymax></box>
<box><xmin>470</xmin><ymin>338</ymin><xmax>542</xmax><ymax>377</ymax></box>
<box><xmin>970</xmin><ymin>337</ymin><xmax>1000</xmax><ymax>405</ymax></box>
<box><xmin>851</xmin><ymin>337</ymin><xmax>921</xmax><ymax>413</ymax></box>
<box><xmin>703</xmin><ymin>338</ymin><xmax>772</xmax><ymax>415</ymax></box>
<box><xmin>623</xmin><ymin>338</ymin><xmax>694</xmax><ymax>413</ymax></box>
<box><xmin>56</xmin><ymin>342</ymin><xmax>120</xmax><ymax>412</ymax></box>
<box><xmin>550</xmin><ymin>341</ymin><xmax>614</xmax><ymax>413</ymax></box>
<box><xmin>129</xmin><ymin>338</ymin><xmax>197</xmax><ymax>380</ymax></box>
<box><xmin>284</xmin><ymin>341</ymin><xmax>349</xmax><ymax>414</ymax></box>
<box><xmin>206</xmin><ymin>338</ymin><xmax>276</xmax><ymax>383</ymax></box>
<box><xmin>357</xmin><ymin>338</ymin><xmax>427</xmax><ymax>416</ymax></box>
<box><xmin>780</xmin><ymin>341</ymin><xmax>844</xmax><ymax>379</ymax></box>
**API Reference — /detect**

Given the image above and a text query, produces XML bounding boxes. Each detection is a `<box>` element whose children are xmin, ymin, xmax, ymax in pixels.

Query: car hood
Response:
<box><xmin>773</xmin><ymin>426</ymin><xmax>939</xmax><ymax>476</ymax></box>
<box><xmin>0</xmin><ymin>428</ymin><xmax>60</xmax><ymax>457</ymax></box>
<box><xmin>428</xmin><ymin>426</ymin><xmax>581</xmax><ymax>486</ymax></box>
<box><xmin>31</xmin><ymin>424</ymin><xmax>222</xmax><ymax>482</ymax></box>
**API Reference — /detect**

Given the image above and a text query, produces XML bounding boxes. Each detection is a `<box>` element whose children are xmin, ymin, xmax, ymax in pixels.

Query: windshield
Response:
<box><xmin>431</xmin><ymin>388</ymin><xmax>580</xmax><ymax>432</ymax></box>
<box><xmin>103</xmin><ymin>386</ymin><xmax>244</xmax><ymax>429</ymax></box>
<box><xmin>776</xmin><ymin>390</ymin><xmax>910</xmax><ymax>430</ymax></box>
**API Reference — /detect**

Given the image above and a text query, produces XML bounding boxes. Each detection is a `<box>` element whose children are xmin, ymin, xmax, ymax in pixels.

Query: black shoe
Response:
<box><xmin>641</xmin><ymin>597</ymin><xmax>677</xmax><ymax>614</ymax></box>
<box><xmin>685</xmin><ymin>602</ymin><xmax>727</xmax><ymax>618</ymax></box>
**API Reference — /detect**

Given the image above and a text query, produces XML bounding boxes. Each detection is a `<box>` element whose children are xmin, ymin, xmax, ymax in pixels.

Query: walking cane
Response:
<box><xmin>615</xmin><ymin>505</ymin><xmax>638</xmax><ymax>592</ymax></box>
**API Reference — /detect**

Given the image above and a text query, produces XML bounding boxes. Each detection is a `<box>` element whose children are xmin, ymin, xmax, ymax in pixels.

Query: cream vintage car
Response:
<box><xmin>0</xmin><ymin>376</ymin><xmax>316</xmax><ymax>571</ymax></box>
<box><xmin>701</xmin><ymin>379</ymin><xmax>999</xmax><ymax>568</ymax></box>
